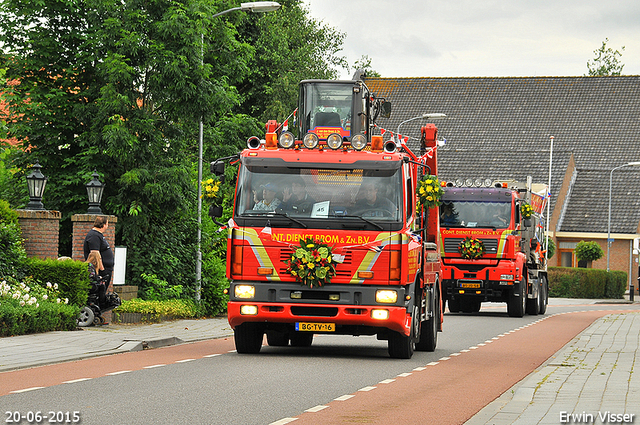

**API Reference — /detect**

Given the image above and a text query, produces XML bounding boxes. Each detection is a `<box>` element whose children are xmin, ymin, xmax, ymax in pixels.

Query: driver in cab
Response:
<box><xmin>353</xmin><ymin>181</ymin><xmax>396</xmax><ymax>217</ymax></box>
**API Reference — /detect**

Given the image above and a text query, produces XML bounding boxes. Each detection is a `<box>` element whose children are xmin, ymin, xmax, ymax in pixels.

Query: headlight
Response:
<box><xmin>371</xmin><ymin>309</ymin><xmax>389</xmax><ymax>320</ymax></box>
<box><xmin>376</xmin><ymin>290</ymin><xmax>398</xmax><ymax>304</ymax></box>
<box><xmin>326</xmin><ymin>133</ymin><xmax>343</xmax><ymax>149</ymax></box>
<box><xmin>303</xmin><ymin>133</ymin><xmax>319</xmax><ymax>149</ymax></box>
<box><xmin>500</xmin><ymin>274</ymin><xmax>514</xmax><ymax>280</ymax></box>
<box><xmin>350</xmin><ymin>134</ymin><xmax>367</xmax><ymax>150</ymax></box>
<box><xmin>234</xmin><ymin>285</ymin><xmax>255</xmax><ymax>299</ymax></box>
<box><xmin>240</xmin><ymin>305</ymin><xmax>258</xmax><ymax>315</ymax></box>
<box><xmin>278</xmin><ymin>131</ymin><xmax>295</xmax><ymax>148</ymax></box>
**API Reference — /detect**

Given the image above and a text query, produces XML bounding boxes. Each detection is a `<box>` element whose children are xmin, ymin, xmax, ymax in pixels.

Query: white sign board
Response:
<box><xmin>113</xmin><ymin>246</ymin><xmax>127</xmax><ymax>285</ymax></box>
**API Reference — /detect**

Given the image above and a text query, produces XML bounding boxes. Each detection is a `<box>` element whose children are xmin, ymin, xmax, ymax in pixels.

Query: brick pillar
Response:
<box><xmin>71</xmin><ymin>214</ymin><xmax>118</xmax><ymax>261</ymax></box>
<box><xmin>16</xmin><ymin>209</ymin><xmax>61</xmax><ymax>259</ymax></box>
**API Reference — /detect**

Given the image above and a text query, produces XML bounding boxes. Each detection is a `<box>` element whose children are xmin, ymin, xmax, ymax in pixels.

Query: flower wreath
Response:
<box><xmin>417</xmin><ymin>175</ymin><xmax>445</xmax><ymax>209</ymax></box>
<box><xmin>520</xmin><ymin>203</ymin><xmax>533</xmax><ymax>219</ymax></box>
<box><xmin>284</xmin><ymin>238</ymin><xmax>339</xmax><ymax>288</ymax></box>
<box><xmin>458</xmin><ymin>236</ymin><xmax>485</xmax><ymax>260</ymax></box>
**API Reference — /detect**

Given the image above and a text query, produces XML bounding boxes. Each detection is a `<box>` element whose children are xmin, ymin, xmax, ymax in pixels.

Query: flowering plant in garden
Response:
<box><xmin>520</xmin><ymin>202</ymin><xmax>533</xmax><ymax>219</ymax></box>
<box><xmin>0</xmin><ymin>276</ymin><xmax>69</xmax><ymax>308</ymax></box>
<box><xmin>201</xmin><ymin>178</ymin><xmax>221</xmax><ymax>201</ymax></box>
<box><xmin>284</xmin><ymin>238</ymin><xmax>339</xmax><ymax>288</ymax></box>
<box><xmin>417</xmin><ymin>175</ymin><xmax>445</xmax><ymax>209</ymax></box>
<box><xmin>458</xmin><ymin>237</ymin><xmax>485</xmax><ymax>260</ymax></box>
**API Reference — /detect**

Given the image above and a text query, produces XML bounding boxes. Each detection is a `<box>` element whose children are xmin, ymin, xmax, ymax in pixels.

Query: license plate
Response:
<box><xmin>295</xmin><ymin>322</ymin><xmax>335</xmax><ymax>332</ymax></box>
<box><xmin>460</xmin><ymin>283</ymin><xmax>481</xmax><ymax>288</ymax></box>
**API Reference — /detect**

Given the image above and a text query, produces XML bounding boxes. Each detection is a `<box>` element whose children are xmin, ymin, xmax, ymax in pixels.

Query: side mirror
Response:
<box><xmin>209</xmin><ymin>204</ymin><xmax>223</xmax><ymax>219</ymax></box>
<box><xmin>380</xmin><ymin>101</ymin><xmax>392</xmax><ymax>118</ymax></box>
<box><xmin>210</xmin><ymin>160</ymin><xmax>226</xmax><ymax>184</ymax></box>
<box><xmin>523</xmin><ymin>218</ymin><xmax>532</xmax><ymax>228</ymax></box>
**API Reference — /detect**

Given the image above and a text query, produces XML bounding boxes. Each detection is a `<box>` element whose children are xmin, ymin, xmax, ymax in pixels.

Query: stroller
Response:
<box><xmin>77</xmin><ymin>271</ymin><xmax>121</xmax><ymax>327</ymax></box>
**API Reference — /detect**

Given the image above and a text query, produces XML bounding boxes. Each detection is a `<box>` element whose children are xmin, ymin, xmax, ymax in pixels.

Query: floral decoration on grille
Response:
<box><xmin>284</xmin><ymin>238</ymin><xmax>339</xmax><ymax>288</ymax></box>
<box><xmin>458</xmin><ymin>236</ymin><xmax>485</xmax><ymax>260</ymax></box>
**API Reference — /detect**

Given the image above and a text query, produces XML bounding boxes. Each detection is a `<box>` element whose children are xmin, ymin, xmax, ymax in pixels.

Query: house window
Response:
<box><xmin>559</xmin><ymin>242</ymin><xmax>578</xmax><ymax>267</ymax></box>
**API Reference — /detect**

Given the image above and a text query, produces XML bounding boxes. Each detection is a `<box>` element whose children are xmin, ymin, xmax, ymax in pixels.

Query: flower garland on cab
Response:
<box><xmin>284</xmin><ymin>237</ymin><xmax>340</xmax><ymax>288</ymax></box>
<box><xmin>458</xmin><ymin>236</ymin><xmax>485</xmax><ymax>260</ymax></box>
<box><xmin>417</xmin><ymin>175</ymin><xmax>445</xmax><ymax>209</ymax></box>
<box><xmin>520</xmin><ymin>202</ymin><xmax>533</xmax><ymax>219</ymax></box>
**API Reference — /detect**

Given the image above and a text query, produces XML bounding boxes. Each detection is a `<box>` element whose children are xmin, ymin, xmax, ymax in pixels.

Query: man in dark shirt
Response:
<box><xmin>353</xmin><ymin>181</ymin><xmax>396</xmax><ymax>217</ymax></box>
<box><xmin>84</xmin><ymin>216</ymin><xmax>114</xmax><ymax>294</ymax></box>
<box><xmin>280</xmin><ymin>177</ymin><xmax>315</xmax><ymax>215</ymax></box>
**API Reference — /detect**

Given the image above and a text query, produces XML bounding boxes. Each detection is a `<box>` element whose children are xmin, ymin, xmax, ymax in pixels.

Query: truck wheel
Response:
<box><xmin>388</xmin><ymin>331</ymin><xmax>414</xmax><ymax>359</ymax></box>
<box><xmin>538</xmin><ymin>275</ymin><xmax>548</xmax><ymax>314</ymax></box>
<box><xmin>448</xmin><ymin>297</ymin><xmax>460</xmax><ymax>313</ymax></box>
<box><xmin>234</xmin><ymin>323</ymin><xmax>264</xmax><ymax>354</ymax></box>
<box><xmin>290</xmin><ymin>332</ymin><xmax>313</xmax><ymax>347</ymax></box>
<box><xmin>266</xmin><ymin>330</ymin><xmax>290</xmax><ymax>347</ymax></box>
<box><xmin>507</xmin><ymin>280</ymin><xmax>526</xmax><ymax>317</ymax></box>
<box><xmin>526</xmin><ymin>278</ymin><xmax>540</xmax><ymax>315</ymax></box>
<box><xmin>416</xmin><ymin>288</ymin><xmax>438</xmax><ymax>352</ymax></box>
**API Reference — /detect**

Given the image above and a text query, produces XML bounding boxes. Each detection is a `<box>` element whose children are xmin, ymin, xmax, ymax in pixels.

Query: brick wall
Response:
<box><xmin>16</xmin><ymin>209</ymin><xmax>61</xmax><ymax>259</ymax></box>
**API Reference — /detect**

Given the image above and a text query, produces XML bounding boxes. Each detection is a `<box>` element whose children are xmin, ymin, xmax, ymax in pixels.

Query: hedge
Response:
<box><xmin>548</xmin><ymin>267</ymin><xmax>627</xmax><ymax>299</ymax></box>
<box><xmin>25</xmin><ymin>257</ymin><xmax>90</xmax><ymax>306</ymax></box>
<box><xmin>0</xmin><ymin>298</ymin><xmax>79</xmax><ymax>337</ymax></box>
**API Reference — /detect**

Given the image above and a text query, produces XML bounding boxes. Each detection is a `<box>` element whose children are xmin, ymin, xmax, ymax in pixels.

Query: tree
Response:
<box><xmin>352</xmin><ymin>55</ymin><xmax>381</xmax><ymax>78</ymax></box>
<box><xmin>586</xmin><ymin>38</ymin><xmax>625</xmax><ymax>76</ymax></box>
<box><xmin>0</xmin><ymin>0</ymin><xmax>347</xmax><ymax>313</ymax></box>
<box><xmin>574</xmin><ymin>240</ymin><xmax>604</xmax><ymax>267</ymax></box>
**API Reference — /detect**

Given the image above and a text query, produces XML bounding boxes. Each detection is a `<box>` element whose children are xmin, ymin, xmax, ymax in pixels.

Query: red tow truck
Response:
<box><xmin>210</xmin><ymin>78</ymin><xmax>444</xmax><ymax>358</ymax></box>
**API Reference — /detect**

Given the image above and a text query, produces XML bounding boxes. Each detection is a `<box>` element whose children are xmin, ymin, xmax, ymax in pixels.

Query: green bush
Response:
<box><xmin>113</xmin><ymin>298</ymin><xmax>204</xmax><ymax>322</ymax></box>
<box><xmin>574</xmin><ymin>240</ymin><xmax>604</xmax><ymax>263</ymax></box>
<box><xmin>0</xmin><ymin>276</ymin><xmax>79</xmax><ymax>336</ymax></box>
<box><xmin>0</xmin><ymin>198</ymin><xmax>27</xmax><ymax>278</ymax></box>
<box><xmin>25</xmin><ymin>258</ymin><xmax>90</xmax><ymax>306</ymax></box>
<box><xmin>548</xmin><ymin>267</ymin><xmax>626</xmax><ymax>299</ymax></box>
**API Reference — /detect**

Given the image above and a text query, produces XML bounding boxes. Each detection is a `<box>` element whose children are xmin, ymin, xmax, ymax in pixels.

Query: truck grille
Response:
<box><xmin>291</xmin><ymin>306</ymin><xmax>339</xmax><ymax>317</ymax></box>
<box><xmin>444</xmin><ymin>238</ymin><xmax>499</xmax><ymax>254</ymax></box>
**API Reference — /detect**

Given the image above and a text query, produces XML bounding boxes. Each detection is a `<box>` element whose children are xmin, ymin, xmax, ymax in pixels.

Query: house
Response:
<box><xmin>365</xmin><ymin>76</ymin><xmax>640</xmax><ymax>293</ymax></box>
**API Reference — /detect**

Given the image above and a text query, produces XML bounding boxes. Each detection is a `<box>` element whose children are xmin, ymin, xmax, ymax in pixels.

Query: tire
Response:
<box><xmin>416</xmin><ymin>287</ymin><xmax>438</xmax><ymax>352</ymax></box>
<box><xmin>538</xmin><ymin>275</ymin><xmax>548</xmax><ymax>314</ymax></box>
<box><xmin>526</xmin><ymin>277</ymin><xmax>541</xmax><ymax>315</ymax></box>
<box><xmin>448</xmin><ymin>297</ymin><xmax>460</xmax><ymax>313</ymax></box>
<box><xmin>266</xmin><ymin>330</ymin><xmax>290</xmax><ymax>346</ymax></box>
<box><xmin>507</xmin><ymin>280</ymin><xmax>526</xmax><ymax>317</ymax></box>
<box><xmin>290</xmin><ymin>332</ymin><xmax>313</xmax><ymax>347</ymax></box>
<box><xmin>234</xmin><ymin>323</ymin><xmax>264</xmax><ymax>354</ymax></box>
<box><xmin>389</xmin><ymin>306</ymin><xmax>417</xmax><ymax>359</ymax></box>
<box><xmin>77</xmin><ymin>306</ymin><xmax>95</xmax><ymax>327</ymax></box>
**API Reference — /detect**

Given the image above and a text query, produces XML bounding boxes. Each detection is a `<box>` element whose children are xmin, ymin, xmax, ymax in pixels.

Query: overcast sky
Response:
<box><xmin>305</xmin><ymin>0</ymin><xmax>640</xmax><ymax>79</ymax></box>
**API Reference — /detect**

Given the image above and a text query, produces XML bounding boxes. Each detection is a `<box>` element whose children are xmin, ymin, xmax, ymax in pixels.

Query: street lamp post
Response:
<box><xmin>196</xmin><ymin>2</ymin><xmax>281</xmax><ymax>300</ymax></box>
<box><xmin>607</xmin><ymin>161</ymin><xmax>640</xmax><ymax>272</ymax></box>
<box><xmin>396</xmin><ymin>113</ymin><xmax>447</xmax><ymax>141</ymax></box>
<box><xmin>25</xmin><ymin>161</ymin><xmax>48</xmax><ymax>211</ymax></box>
<box><xmin>86</xmin><ymin>171</ymin><xmax>105</xmax><ymax>214</ymax></box>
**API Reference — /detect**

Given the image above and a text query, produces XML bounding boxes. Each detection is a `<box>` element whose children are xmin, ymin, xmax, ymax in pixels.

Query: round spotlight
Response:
<box><xmin>474</xmin><ymin>178</ymin><xmax>483</xmax><ymax>187</ymax></box>
<box><xmin>384</xmin><ymin>140</ymin><xmax>397</xmax><ymax>153</ymax></box>
<box><xmin>455</xmin><ymin>178</ymin><xmax>464</xmax><ymax>187</ymax></box>
<box><xmin>279</xmin><ymin>131</ymin><xmax>295</xmax><ymax>149</ymax></box>
<box><xmin>351</xmin><ymin>134</ymin><xmax>367</xmax><ymax>151</ymax></box>
<box><xmin>465</xmin><ymin>178</ymin><xmax>473</xmax><ymax>187</ymax></box>
<box><xmin>247</xmin><ymin>136</ymin><xmax>261</xmax><ymax>149</ymax></box>
<box><xmin>326</xmin><ymin>133</ymin><xmax>343</xmax><ymax>150</ymax></box>
<box><xmin>484</xmin><ymin>179</ymin><xmax>493</xmax><ymax>187</ymax></box>
<box><xmin>303</xmin><ymin>133</ymin><xmax>319</xmax><ymax>149</ymax></box>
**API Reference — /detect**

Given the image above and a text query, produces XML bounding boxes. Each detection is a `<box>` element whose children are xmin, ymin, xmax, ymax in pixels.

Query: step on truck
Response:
<box><xmin>209</xmin><ymin>78</ymin><xmax>444</xmax><ymax>358</ymax></box>
<box><xmin>439</xmin><ymin>177</ymin><xmax>549</xmax><ymax>317</ymax></box>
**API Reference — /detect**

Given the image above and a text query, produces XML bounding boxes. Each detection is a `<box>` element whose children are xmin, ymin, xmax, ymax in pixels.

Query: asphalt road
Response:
<box><xmin>1</xmin><ymin>301</ymin><xmax>638</xmax><ymax>425</ymax></box>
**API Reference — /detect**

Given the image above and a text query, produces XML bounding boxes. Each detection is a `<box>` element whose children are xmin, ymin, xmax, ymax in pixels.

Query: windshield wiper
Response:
<box><xmin>339</xmin><ymin>215</ymin><xmax>384</xmax><ymax>231</ymax></box>
<box><xmin>241</xmin><ymin>211</ymin><xmax>307</xmax><ymax>228</ymax></box>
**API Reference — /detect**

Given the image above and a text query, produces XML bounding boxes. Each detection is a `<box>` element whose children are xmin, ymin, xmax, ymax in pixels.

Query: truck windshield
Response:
<box><xmin>440</xmin><ymin>201</ymin><xmax>511</xmax><ymax>229</ymax></box>
<box><xmin>236</xmin><ymin>165</ymin><xmax>402</xmax><ymax>222</ymax></box>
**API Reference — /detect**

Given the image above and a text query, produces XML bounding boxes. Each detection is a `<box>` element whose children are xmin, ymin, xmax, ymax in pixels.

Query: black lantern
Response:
<box><xmin>86</xmin><ymin>171</ymin><xmax>105</xmax><ymax>214</ymax></box>
<box><xmin>25</xmin><ymin>161</ymin><xmax>48</xmax><ymax>210</ymax></box>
